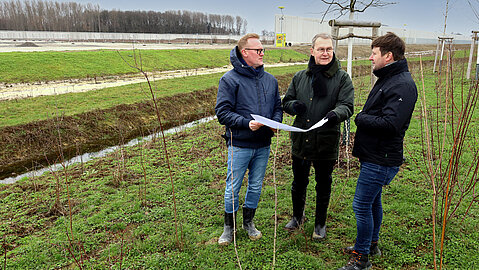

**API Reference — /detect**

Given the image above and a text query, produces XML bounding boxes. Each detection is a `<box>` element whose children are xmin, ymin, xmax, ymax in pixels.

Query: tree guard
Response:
<box><xmin>329</xmin><ymin>19</ymin><xmax>381</xmax><ymax>145</ymax></box>
<box><xmin>466</xmin><ymin>31</ymin><xmax>479</xmax><ymax>80</ymax></box>
<box><xmin>433</xmin><ymin>36</ymin><xmax>454</xmax><ymax>73</ymax></box>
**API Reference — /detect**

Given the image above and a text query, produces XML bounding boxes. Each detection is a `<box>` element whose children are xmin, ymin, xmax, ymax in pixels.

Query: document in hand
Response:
<box><xmin>251</xmin><ymin>114</ymin><xmax>328</xmax><ymax>133</ymax></box>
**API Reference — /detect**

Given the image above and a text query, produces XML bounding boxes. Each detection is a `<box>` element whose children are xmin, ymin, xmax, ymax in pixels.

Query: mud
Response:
<box><xmin>0</xmin><ymin>87</ymin><xmax>218</xmax><ymax>179</ymax></box>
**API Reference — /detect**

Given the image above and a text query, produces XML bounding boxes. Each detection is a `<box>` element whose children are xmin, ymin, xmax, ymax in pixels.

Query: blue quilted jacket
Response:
<box><xmin>215</xmin><ymin>47</ymin><xmax>283</xmax><ymax>148</ymax></box>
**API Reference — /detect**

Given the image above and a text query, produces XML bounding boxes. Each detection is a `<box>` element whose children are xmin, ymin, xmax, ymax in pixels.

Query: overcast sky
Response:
<box><xmin>20</xmin><ymin>0</ymin><xmax>479</xmax><ymax>37</ymax></box>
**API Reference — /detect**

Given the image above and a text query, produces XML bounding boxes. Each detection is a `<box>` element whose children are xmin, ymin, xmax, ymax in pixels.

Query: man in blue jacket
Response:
<box><xmin>215</xmin><ymin>33</ymin><xmax>283</xmax><ymax>245</ymax></box>
<box><xmin>339</xmin><ymin>32</ymin><xmax>418</xmax><ymax>270</ymax></box>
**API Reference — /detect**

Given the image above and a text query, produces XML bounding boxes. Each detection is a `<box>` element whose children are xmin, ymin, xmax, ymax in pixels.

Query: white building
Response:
<box><xmin>274</xmin><ymin>14</ymin><xmax>470</xmax><ymax>45</ymax></box>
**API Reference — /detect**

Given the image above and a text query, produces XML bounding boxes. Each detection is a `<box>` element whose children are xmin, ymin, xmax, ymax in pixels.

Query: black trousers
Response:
<box><xmin>291</xmin><ymin>155</ymin><xmax>336</xmax><ymax>226</ymax></box>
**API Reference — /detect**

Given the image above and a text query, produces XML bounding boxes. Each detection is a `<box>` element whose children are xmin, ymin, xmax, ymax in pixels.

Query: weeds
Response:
<box><xmin>106</xmin><ymin>225</ymin><xmax>133</xmax><ymax>269</ymax></box>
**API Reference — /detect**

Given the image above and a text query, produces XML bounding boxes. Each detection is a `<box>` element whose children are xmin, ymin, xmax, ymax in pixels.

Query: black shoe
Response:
<box><xmin>343</xmin><ymin>242</ymin><xmax>381</xmax><ymax>257</ymax></box>
<box><xmin>312</xmin><ymin>224</ymin><xmax>326</xmax><ymax>241</ymax></box>
<box><xmin>337</xmin><ymin>251</ymin><xmax>372</xmax><ymax>270</ymax></box>
<box><xmin>370</xmin><ymin>242</ymin><xmax>381</xmax><ymax>256</ymax></box>
<box><xmin>284</xmin><ymin>216</ymin><xmax>305</xmax><ymax>232</ymax></box>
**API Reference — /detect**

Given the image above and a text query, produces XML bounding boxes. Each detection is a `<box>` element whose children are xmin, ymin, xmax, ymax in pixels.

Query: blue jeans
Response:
<box><xmin>224</xmin><ymin>145</ymin><xmax>271</xmax><ymax>213</ymax></box>
<box><xmin>353</xmin><ymin>162</ymin><xmax>399</xmax><ymax>254</ymax></box>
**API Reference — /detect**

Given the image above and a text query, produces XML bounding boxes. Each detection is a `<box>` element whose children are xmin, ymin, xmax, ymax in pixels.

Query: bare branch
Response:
<box><xmin>320</xmin><ymin>0</ymin><xmax>396</xmax><ymax>19</ymax></box>
<box><xmin>467</xmin><ymin>0</ymin><xmax>479</xmax><ymax>22</ymax></box>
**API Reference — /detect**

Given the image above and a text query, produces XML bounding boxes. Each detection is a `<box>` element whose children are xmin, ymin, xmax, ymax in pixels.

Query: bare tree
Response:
<box><xmin>0</xmin><ymin>0</ymin><xmax>247</xmax><ymax>34</ymax></box>
<box><xmin>235</xmin><ymin>16</ymin><xmax>242</xmax><ymax>35</ymax></box>
<box><xmin>319</xmin><ymin>0</ymin><xmax>396</xmax><ymax>22</ymax></box>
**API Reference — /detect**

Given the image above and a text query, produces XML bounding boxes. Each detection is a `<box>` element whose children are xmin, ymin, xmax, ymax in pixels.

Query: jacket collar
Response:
<box><xmin>373</xmin><ymin>58</ymin><xmax>409</xmax><ymax>79</ymax></box>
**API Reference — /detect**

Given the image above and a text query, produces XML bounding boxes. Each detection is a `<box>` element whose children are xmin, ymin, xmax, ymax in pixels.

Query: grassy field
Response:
<box><xmin>0</xmin><ymin>64</ymin><xmax>306</xmax><ymax>128</ymax></box>
<box><xmin>0</xmin><ymin>49</ymin><xmax>308</xmax><ymax>84</ymax></box>
<box><xmin>0</xmin><ymin>46</ymin><xmax>478</xmax><ymax>269</ymax></box>
<box><xmin>1</xmin><ymin>98</ymin><xmax>477</xmax><ymax>269</ymax></box>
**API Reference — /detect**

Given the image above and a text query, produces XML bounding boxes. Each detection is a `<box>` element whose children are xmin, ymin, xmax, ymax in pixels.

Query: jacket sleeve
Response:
<box><xmin>272</xmin><ymin>80</ymin><xmax>283</xmax><ymax>123</ymax></box>
<box><xmin>215</xmin><ymin>76</ymin><xmax>250</xmax><ymax>129</ymax></box>
<box><xmin>355</xmin><ymin>81</ymin><xmax>417</xmax><ymax>135</ymax></box>
<box><xmin>282</xmin><ymin>72</ymin><xmax>299</xmax><ymax>115</ymax></box>
<box><xmin>331</xmin><ymin>72</ymin><xmax>354</xmax><ymax>122</ymax></box>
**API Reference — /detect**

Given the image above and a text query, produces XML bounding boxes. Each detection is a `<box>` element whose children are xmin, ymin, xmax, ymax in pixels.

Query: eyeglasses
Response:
<box><xmin>316</xmin><ymin>47</ymin><xmax>334</xmax><ymax>54</ymax></box>
<box><xmin>244</xmin><ymin>48</ymin><xmax>265</xmax><ymax>55</ymax></box>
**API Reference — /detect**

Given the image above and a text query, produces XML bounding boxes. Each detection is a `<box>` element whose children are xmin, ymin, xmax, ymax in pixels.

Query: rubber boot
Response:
<box><xmin>218</xmin><ymin>212</ymin><xmax>236</xmax><ymax>245</ymax></box>
<box><xmin>284</xmin><ymin>188</ymin><xmax>306</xmax><ymax>232</ymax></box>
<box><xmin>312</xmin><ymin>192</ymin><xmax>329</xmax><ymax>241</ymax></box>
<box><xmin>242</xmin><ymin>207</ymin><xmax>262</xmax><ymax>240</ymax></box>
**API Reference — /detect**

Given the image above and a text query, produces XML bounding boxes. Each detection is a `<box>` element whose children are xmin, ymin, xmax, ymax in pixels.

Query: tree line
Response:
<box><xmin>0</xmin><ymin>0</ymin><xmax>248</xmax><ymax>34</ymax></box>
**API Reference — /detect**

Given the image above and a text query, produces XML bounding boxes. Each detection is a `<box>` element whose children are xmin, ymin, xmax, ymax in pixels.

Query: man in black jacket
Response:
<box><xmin>339</xmin><ymin>32</ymin><xmax>418</xmax><ymax>270</ymax></box>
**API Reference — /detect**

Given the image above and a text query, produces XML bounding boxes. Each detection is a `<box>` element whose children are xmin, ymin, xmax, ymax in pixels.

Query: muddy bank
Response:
<box><xmin>0</xmin><ymin>72</ymin><xmax>292</xmax><ymax>180</ymax></box>
<box><xmin>0</xmin><ymin>88</ymin><xmax>218</xmax><ymax>179</ymax></box>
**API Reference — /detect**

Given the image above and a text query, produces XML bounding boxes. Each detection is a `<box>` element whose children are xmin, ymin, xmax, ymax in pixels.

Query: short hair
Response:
<box><xmin>312</xmin><ymin>33</ymin><xmax>332</xmax><ymax>48</ymax></box>
<box><xmin>238</xmin><ymin>33</ymin><xmax>260</xmax><ymax>50</ymax></box>
<box><xmin>371</xmin><ymin>32</ymin><xmax>405</xmax><ymax>60</ymax></box>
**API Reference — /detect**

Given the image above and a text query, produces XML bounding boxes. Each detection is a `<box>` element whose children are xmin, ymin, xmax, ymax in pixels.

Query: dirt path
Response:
<box><xmin>0</xmin><ymin>62</ymin><xmax>306</xmax><ymax>100</ymax></box>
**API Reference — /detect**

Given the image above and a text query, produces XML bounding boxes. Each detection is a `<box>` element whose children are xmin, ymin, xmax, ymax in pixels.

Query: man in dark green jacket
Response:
<box><xmin>282</xmin><ymin>33</ymin><xmax>354</xmax><ymax>240</ymax></box>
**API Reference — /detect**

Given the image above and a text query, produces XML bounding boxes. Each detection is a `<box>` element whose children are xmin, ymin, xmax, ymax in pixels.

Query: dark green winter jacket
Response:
<box><xmin>282</xmin><ymin>58</ymin><xmax>354</xmax><ymax>160</ymax></box>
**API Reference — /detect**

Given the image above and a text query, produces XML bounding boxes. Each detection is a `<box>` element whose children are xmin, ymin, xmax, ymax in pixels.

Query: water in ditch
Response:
<box><xmin>0</xmin><ymin>116</ymin><xmax>216</xmax><ymax>184</ymax></box>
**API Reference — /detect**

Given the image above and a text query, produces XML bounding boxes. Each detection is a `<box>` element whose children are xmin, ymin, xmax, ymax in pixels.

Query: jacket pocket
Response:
<box><xmin>315</xmin><ymin>131</ymin><xmax>340</xmax><ymax>157</ymax></box>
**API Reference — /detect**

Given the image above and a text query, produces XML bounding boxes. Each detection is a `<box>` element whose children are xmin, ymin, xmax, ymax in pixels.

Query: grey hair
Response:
<box><xmin>312</xmin><ymin>33</ymin><xmax>332</xmax><ymax>48</ymax></box>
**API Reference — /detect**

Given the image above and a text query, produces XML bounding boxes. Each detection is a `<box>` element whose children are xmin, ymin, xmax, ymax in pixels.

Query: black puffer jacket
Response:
<box><xmin>352</xmin><ymin>59</ymin><xmax>418</xmax><ymax>167</ymax></box>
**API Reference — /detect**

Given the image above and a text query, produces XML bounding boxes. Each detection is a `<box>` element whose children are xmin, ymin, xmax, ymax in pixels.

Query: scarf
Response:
<box><xmin>306</xmin><ymin>54</ymin><xmax>336</xmax><ymax>97</ymax></box>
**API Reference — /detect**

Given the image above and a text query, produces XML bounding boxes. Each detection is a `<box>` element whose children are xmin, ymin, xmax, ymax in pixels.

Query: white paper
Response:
<box><xmin>251</xmin><ymin>114</ymin><xmax>328</xmax><ymax>133</ymax></box>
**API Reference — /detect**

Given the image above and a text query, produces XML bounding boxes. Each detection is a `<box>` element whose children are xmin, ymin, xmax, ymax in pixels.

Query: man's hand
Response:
<box><xmin>323</xmin><ymin>111</ymin><xmax>338</xmax><ymax>127</ymax></box>
<box><xmin>293</xmin><ymin>100</ymin><xmax>307</xmax><ymax>115</ymax></box>
<box><xmin>249</xmin><ymin>120</ymin><xmax>264</xmax><ymax>131</ymax></box>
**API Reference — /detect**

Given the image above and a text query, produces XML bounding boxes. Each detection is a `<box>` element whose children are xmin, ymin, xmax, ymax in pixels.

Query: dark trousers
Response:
<box><xmin>291</xmin><ymin>155</ymin><xmax>336</xmax><ymax>226</ymax></box>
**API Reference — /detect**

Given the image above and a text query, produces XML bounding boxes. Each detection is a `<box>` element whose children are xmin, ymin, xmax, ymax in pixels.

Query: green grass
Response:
<box><xmin>0</xmin><ymin>49</ymin><xmax>308</xmax><ymax>84</ymax></box>
<box><xmin>1</xmin><ymin>47</ymin><xmax>477</xmax><ymax>269</ymax></box>
<box><xmin>0</xmin><ymin>64</ymin><xmax>306</xmax><ymax>127</ymax></box>
<box><xmin>1</xmin><ymin>109</ymin><xmax>477</xmax><ymax>269</ymax></box>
